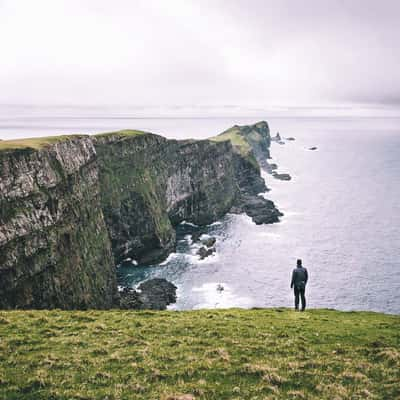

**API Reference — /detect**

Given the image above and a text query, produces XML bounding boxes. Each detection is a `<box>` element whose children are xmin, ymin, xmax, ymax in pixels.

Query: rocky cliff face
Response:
<box><xmin>0</xmin><ymin>121</ymin><xmax>280</xmax><ymax>309</ymax></box>
<box><xmin>0</xmin><ymin>138</ymin><xmax>117</xmax><ymax>309</ymax></box>
<box><xmin>95</xmin><ymin>133</ymin><xmax>238</xmax><ymax>265</ymax></box>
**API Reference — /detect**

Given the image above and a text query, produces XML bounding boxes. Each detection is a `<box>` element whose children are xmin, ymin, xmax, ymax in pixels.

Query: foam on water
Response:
<box><xmin>159</xmin><ymin>252</ymin><xmax>179</xmax><ymax>266</ymax></box>
<box><xmin>192</xmin><ymin>282</ymin><xmax>255</xmax><ymax>309</ymax></box>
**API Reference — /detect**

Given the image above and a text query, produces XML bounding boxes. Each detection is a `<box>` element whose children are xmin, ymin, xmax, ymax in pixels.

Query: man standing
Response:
<box><xmin>290</xmin><ymin>259</ymin><xmax>308</xmax><ymax>311</ymax></box>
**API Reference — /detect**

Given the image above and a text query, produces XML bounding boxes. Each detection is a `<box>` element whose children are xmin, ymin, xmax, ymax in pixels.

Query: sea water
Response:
<box><xmin>1</xmin><ymin>107</ymin><xmax>399</xmax><ymax>313</ymax></box>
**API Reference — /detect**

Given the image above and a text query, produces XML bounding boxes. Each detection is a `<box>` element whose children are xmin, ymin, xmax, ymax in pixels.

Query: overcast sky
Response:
<box><xmin>1</xmin><ymin>0</ymin><xmax>399</xmax><ymax>107</ymax></box>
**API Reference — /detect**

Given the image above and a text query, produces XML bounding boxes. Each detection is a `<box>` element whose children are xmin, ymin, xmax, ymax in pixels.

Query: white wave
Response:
<box><xmin>167</xmin><ymin>285</ymin><xmax>183</xmax><ymax>310</ymax></box>
<box><xmin>183</xmin><ymin>234</ymin><xmax>193</xmax><ymax>244</ymax></box>
<box><xmin>192</xmin><ymin>282</ymin><xmax>255</xmax><ymax>309</ymax></box>
<box><xmin>120</xmin><ymin>258</ymin><xmax>139</xmax><ymax>266</ymax></box>
<box><xmin>188</xmin><ymin>242</ymin><xmax>202</xmax><ymax>253</ymax></box>
<box><xmin>236</xmin><ymin>213</ymin><xmax>255</xmax><ymax>225</ymax></box>
<box><xmin>180</xmin><ymin>220</ymin><xmax>199</xmax><ymax>227</ymax></box>
<box><xmin>208</xmin><ymin>221</ymin><xmax>222</xmax><ymax>227</ymax></box>
<box><xmin>159</xmin><ymin>252</ymin><xmax>179</xmax><ymax>265</ymax></box>
<box><xmin>185</xmin><ymin>252</ymin><xmax>219</xmax><ymax>264</ymax></box>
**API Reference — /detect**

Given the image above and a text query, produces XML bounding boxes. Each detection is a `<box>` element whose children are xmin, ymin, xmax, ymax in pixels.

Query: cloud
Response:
<box><xmin>0</xmin><ymin>0</ymin><xmax>399</xmax><ymax>106</ymax></box>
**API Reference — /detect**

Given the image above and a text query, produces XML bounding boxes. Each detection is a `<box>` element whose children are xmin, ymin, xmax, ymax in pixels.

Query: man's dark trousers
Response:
<box><xmin>294</xmin><ymin>286</ymin><xmax>306</xmax><ymax>311</ymax></box>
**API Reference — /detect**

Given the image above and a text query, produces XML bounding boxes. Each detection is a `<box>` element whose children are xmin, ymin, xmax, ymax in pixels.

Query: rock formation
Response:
<box><xmin>118</xmin><ymin>278</ymin><xmax>177</xmax><ymax>310</ymax></box>
<box><xmin>0</xmin><ymin>121</ymin><xmax>281</xmax><ymax>309</ymax></box>
<box><xmin>272</xmin><ymin>172</ymin><xmax>292</xmax><ymax>181</ymax></box>
<box><xmin>0</xmin><ymin>138</ymin><xmax>117</xmax><ymax>309</ymax></box>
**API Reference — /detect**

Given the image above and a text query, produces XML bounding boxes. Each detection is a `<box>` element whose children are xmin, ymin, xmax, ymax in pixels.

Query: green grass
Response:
<box><xmin>211</xmin><ymin>126</ymin><xmax>252</xmax><ymax>154</ymax></box>
<box><xmin>0</xmin><ymin>309</ymin><xmax>398</xmax><ymax>399</ymax></box>
<box><xmin>95</xmin><ymin>129</ymin><xmax>149</xmax><ymax>139</ymax></box>
<box><xmin>211</xmin><ymin>127</ymin><xmax>259</xmax><ymax>169</ymax></box>
<box><xmin>0</xmin><ymin>135</ymin><xmax>87</xmax><ymax>151</ymax></box>
<box><xmin>0</xmin><ymin>130</ymin><xmax>149</xmax><ymax>152</ymax></box>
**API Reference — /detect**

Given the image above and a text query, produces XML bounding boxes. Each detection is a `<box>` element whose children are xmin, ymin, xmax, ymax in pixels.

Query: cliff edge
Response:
<box><xmin>0</xmin><ymin>121</ymin><xmax>281</xmax><ymax>309</ymax></box>
<box><xmin>1</xmin><ymin>309</ymin><xmax>398</xmax><ymax>399</ymax></box>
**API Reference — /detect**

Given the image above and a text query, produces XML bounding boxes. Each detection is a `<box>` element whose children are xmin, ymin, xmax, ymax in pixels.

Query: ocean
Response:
<box><xmin>1</xmin><ymin>106</ymin><xmax>399</xmax><ymax>314</ymax></box>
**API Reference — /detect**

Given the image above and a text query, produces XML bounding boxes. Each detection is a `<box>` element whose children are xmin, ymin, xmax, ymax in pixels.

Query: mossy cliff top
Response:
<box><xmin>0</xmin><ymin>122</ymin><xmax>268</xmax><ymax>155</ymax></box>
<box><xmin>0</xmin><ymin>308</ymin><xmax>398</xmax><ymax>399</ymax></box>
<box><xmin>94</xmin><ymin>129</ymin><xmax>150</xmax><ymax>140</ymax></box>
<box><xmin>0</xmin><ymin>135</ymin><xmax>89</xmax><ymax>151</ymax></box>
<box><xmin>211</xmin><ymin>121</ymin><xmax>270</xmax><ymax>169</ymax></box>
<box><xmin>0</xmin><ymin>130</ymin><xmax>151</xmax><ymax>152</ymax></box>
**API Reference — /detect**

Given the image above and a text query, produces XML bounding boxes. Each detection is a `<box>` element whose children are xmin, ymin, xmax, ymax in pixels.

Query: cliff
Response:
<box><xmin>0</xmin><ymin>137</ymin><xmax>117</xmax><ymax>309</ymax></box>
<box><xmin>0</xmin><ymin>121</ymin><xmax>281</xmax><ymax>309</ymax></box>
<box><xmin>95</xmin><ymin>131</ymin><xmax>244</xmax><ymax>265</ymax></box>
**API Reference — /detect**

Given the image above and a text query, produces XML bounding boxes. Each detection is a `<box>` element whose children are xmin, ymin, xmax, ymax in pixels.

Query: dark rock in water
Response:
<box><xmin>197</xmin><ymin>246</ymin><xmax>216</xmax><ymax>260</ymax></box>
<box><xmin>240</xmin><ymin>194</ymin><xmax>283</xmax><ymax>225</ymax></box>
<box><xmin>137</xmin><ymin>278</ymin><xmax>177</xmax><ymax>309</ymax></box>
<box><xmin>309</xmin><ymin>146</ymin><xmax>318</xmax><ymax>151</ymax></box>
<box><xmin>118</xmin><ymin>288</ymin><xmax>143</xmax><ymax>309</ymax></box>
<box><xmin>272</xmin><ymin>172</ymin><xmax>292</xmax><ymax>181</ymax></box>
<box><xmin>286</xmin><ymin>137</ymin><xmax>295</xmax><ymax>141</ymax></box>
<box><xmin>271</xmin><ymin>132</ymin><xmax>281</xmax><ymax>142</ymax></box>
<box><xmin>202</xmin><ymin>237</ymin><xmax>216</xmax><ymax>248</ymax></box>
<box><xmin>119</xmin><ymin>278</ymin><xmax>177</xmax><ymax>310</ymax></box>
<box><xmin>264</xmin><ymin>162</ymin><xmax>278</xmax><ymax>175</ymax></box>
<box><xmin>269</xmin><ymin>163</ymin><xmax>278</xmax><ymax>170</ymax></box>
<box><xmin>191</xmin><ymin>231</ymin><xmax>203</xmax><ymax>243</ymax></box>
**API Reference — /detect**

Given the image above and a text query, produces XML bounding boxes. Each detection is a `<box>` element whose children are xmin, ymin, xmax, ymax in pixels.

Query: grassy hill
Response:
<box><xmin>0</xmin><ymin>308</ymin><xmax>399</xmax><ymax>399</ymax></box>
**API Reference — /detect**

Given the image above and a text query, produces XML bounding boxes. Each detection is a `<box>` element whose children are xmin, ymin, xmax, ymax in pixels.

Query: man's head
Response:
<box><xmin>297</xmin><ymin>259</ymin><xmax>302</xmax><ymax>267</ymax></box>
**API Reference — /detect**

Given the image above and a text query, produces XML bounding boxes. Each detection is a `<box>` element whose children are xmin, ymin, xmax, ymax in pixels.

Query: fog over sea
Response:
<box><xmin>2</xmin><ymin>105</ymin><xmax>399</xmax><ymax>314</ymax></box>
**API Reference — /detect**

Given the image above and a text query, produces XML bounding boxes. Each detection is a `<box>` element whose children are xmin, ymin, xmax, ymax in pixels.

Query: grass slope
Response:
<box><xmin>0</xmin><ymin>130</ymin><xmax>148</xmax><ymax>152</ymax></box>
<box><xmin>211</xmin><ymin>126</ymin><xmax>259</xmax><ymax>169</ymax></box>
<box><xmin>0</xmin><ymin>309</ymin><xmax>398</xmax><ymax>400</ymax></box>
<box><xmin>0</xmin><ymin>135</ymin><xmax>87</xmax><ymax>151</ymax></box>
<box><xmin>95</xmin><ymin>130</ymin><xmax>149</xmax><ymax>139</ymax></box>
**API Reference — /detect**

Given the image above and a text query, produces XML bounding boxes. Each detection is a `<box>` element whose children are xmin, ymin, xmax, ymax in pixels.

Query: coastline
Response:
<box><xmin>0</xmin><ymin>121</ymin><xmax>281</xmax><ymax>310</ymax></box>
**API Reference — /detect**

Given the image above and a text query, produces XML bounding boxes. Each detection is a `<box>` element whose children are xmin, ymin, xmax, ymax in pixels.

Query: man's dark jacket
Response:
<box><xmin>290</xmin><ymin>267</ymin><xmax>308</xmax><ymax>289</ymax></box>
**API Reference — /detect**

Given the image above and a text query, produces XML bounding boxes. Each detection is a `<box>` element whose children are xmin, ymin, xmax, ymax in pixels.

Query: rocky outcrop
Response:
<box><xmin>240</xmin><ymin>194</ymin><xmax>283</xmax><ymax>224</ymax></box>
<box><xmin>272</xmin><ymin>172</ymin><xmax>292</xmax><ymax>181</ymax></box>
<box><xmin>197</xmin><ymin>246</ymin><xmax>216</xmax><ymax>260</ymax></box>
<box><xmin>202</xmin><ymin>237</ymin><xmax>216</xmax><ymax>248</ymax></box>
<box><xmin>119</xmin><ymin>278</ymin><xmax>177</xmax><ymax>310</ymax></box>
<box><xmin>0</xmin><ymin>121</ymin><xmax>281</xmax><ymax>309</ymax></box>
<box><xmin>213</xmin><ymin>122</ymin><xmax>282</xmax><ymax>223</ymax></box>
